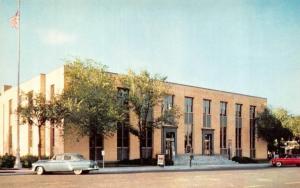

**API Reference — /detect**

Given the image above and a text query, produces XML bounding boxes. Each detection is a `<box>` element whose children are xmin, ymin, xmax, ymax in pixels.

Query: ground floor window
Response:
<box><xmin>89</xmin><ymin>132</ymin><xmax>103</xmax><ymax>161</ymax></box>
<box><xmin>220</xmin><ymin>127</ymin><xmax>227</xmax><ymax>155</ymax></box>
<box><xmin>117</xmin><ymin>123</ymin><xmax>129</xmax><ymax>160</ymax></box>
<box><xmin>250</xmin><ymin>121</ymin><xmax>256</xmax><ymax>158</ymax></box>
<box><xmin>235</xmin><ymin>128</ymin><xmax>242</xmax><ymax>157</ymax></box>
<box><xmin>141</xmin><ymin>128</ymin><xmax>152</xmax><ymax>159</ymax></box>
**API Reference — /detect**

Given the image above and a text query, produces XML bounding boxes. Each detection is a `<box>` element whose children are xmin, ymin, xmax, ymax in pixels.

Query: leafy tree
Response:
<box><xmin>19</xmin><ymin>93</ymin><xmax>66</xmax><ymax>159</ymax></box>
<box><xmin>273</xmin><ymin>108</ymin><xmax>300</xmax><ymax>138</ymax></box>
<box><xmin>62</xmin><ymin>59</ymin><xmax>125</xmax><ymax>141</ymax></box>
<box><xmin>121</xmin><ymin>70</ymin><xmax>180</xmax><ymax>163</ymax></box>
<box><xmin>256</xmin><ymin>108</ymin><xmax>293</xmax><ymax>151</ymax></box>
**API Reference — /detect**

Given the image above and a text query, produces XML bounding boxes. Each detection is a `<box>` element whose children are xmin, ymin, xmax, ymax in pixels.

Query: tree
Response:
<box><xmin>121</xmin><ymin>70</ymin><xmax>180</xmax><ymax>163</ymax></box>
<box><xmin>273</xmin><ymin>108</ymin><xmax>300</xmax><ymax>138</ymax></box>
<box><xmin>19</xmin><ymin>93</ymin><xmax>66</xmax><ymax>159</ymax></box>
<box><xmin>256</xmin><ymin>108</ymin><xmax>293</xmax><ymax>152</ymax></box>
<box><xmin>61</xmin><ymin>59</ymin><xmax>125</xmax><ymax>144</ymax></box>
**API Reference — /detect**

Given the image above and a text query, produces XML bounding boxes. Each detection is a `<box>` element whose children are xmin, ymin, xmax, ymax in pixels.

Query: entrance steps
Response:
<box><xmin>174</xmin><ymin>155</ymin><xmax>238</xmax><ymax>166</ymax></box>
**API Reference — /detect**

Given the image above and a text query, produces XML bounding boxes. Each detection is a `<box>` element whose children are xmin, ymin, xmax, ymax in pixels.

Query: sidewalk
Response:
<box><xmin>0</xmin><ymin>163</ymin><xmax>271</xmax><ymax>176</ymax></box>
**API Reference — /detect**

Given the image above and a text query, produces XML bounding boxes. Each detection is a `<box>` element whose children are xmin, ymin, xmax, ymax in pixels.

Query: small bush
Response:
<box><xmin>232</xmin><ymin>156</ymin><xmax>257</xmax><ymax>164</ymax></box>
<box><xmin>21</xmin><ymin>155</ymin><xmax>39</xmax><ymax>168</ymax></box>
<box><xmin>0</xmin><ymin>154</ymin><xmax>16</xmax><ymax>168</ymax></box>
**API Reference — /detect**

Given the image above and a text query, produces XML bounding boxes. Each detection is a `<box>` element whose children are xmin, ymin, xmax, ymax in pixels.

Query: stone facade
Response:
<box><xmin>0</xmin><ymin>66</ymin><xmax>268</xmax><ymax>161</ymax></box>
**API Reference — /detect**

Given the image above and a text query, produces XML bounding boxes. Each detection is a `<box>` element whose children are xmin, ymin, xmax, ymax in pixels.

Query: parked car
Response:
<box><xmin>32</xmin><ymin>153</ymin><xmax>98</xmax><ymax>175</ymax></box>
<box><xmin>271</xmin><ymin>154</ymin><xmax>300</xmax><ymax>167</ymax></box>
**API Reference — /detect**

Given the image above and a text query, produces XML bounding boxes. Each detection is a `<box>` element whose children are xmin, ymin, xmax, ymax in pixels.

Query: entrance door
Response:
<box><xmin>204</xmin><ymin>134</ymin><xmax>212</xmax><ymax>155</ymax></box>
<box><xmin>165</xmin><ymin>132</ymin><xmax>175</xmax><ymax>161</ymax></box>
<box><xmin>162</xmin><ymin>128</ymin><xmax>177</xmax><ymax>161</ymax></box>
<box><xmin>202</xmin><ymin>130</ymin><xmax>214</xmax><ymax>155</ymax></box>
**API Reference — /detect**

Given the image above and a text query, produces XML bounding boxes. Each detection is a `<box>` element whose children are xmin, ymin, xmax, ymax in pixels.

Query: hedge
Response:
<box><xmin>231</xmin><ymin>156</ymin><xmax>257</xmax><ymax>164</ymax></box>
<box><xmin>0</xmin><ymin>154</ymin><xmax>49</xmax><ymax>168</ymax></box>
<box><xmin>0</xmin><ymin>154</ymin><xmax>16</xmax><ymax>168</ymax></box>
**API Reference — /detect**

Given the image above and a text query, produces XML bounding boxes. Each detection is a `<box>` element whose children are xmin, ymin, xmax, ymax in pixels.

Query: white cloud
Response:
<box><xmin>39</xmin><ymin>29</ymin><xmax>77</xmax><ymax>45</ymax></box>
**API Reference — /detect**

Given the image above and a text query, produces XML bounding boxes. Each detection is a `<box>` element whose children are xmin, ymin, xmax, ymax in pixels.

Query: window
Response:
<box><xmin>28</xmin><ymin>92</ymin><xmax>33</xmax><ymax>149</ymax></box>
<box><xmin>162</xmin><ymin>95</ymin><xmax>174</xmax><ymax>124</ymax></box>
<box><xmin>55</xmin><ymin>155</ymin><xmax>64</xmax><ymax>160</ymax></box>
<box><xmin>89</xmin><ymin>132</ymin><xmax>103</xmax><ymax>161</ymax></box>
<box><xmin>64</xmin><ymin>155</ymin><xmax>71</xmax><ymax>160</ymax></box>
<box><xmin>250</xmin><ymin>105</ymin><xmax>256</xmax><ymax>158</ymax></box>
<box><xmin>117</xmin><ymin>88</ymin><xmax>130</xmax><ymax>160</ymax></box>
<box><xmin>220</xmin><ymin>101</ymin><xmax>227</xmax><ymax>116</ymax></box>
<box><xmin>50</xmin><ymin>84</ymin><xmax>55</xmax><ymax>101</ymax></box>
<box><xmin>50</xmin><ymin>85</ymin><xmax>55</xmax><ymax>153</ymax></box>
<box><xmin>162</xmin><ymin>95</ymin><xmax>174</xmax><ymax>111</ymax></box>
<box><xmin>203</xmin><ymin>99</ymin><xmax>211</xmax><ymax>128</ymax></box>
<box><xmin>117</xmin><ymin>88</ymin><xmax>129</xmax><ymax>106</ymax></box>
<box><xmin>184</xmin><ymin>97</ymin><xmax>193</xmax><ymax>153</ymax></box>
<box><xmin>8</xmin><ymin>99</ymin><xmax>12</xmax><ymax>152</ymax></box>
<box><xmin>184</xmin><ymin>97</ymin><xmax>193</xmax><ymax>124</ymax></box>
<box><xmin>235</xmin><ymin>104</ymin><xmax>242</xmax><ymax>157</ymax></box>
<box><xmin>235</xmin><ymin>104</ymin><xmax>242</xmax><ymax>117</ymax></box>
<box><xmin>141</xmin><ymin>128</ymin><xmax>152</xmax><ymax>159</ymax></box>
<box><xmin>203</xmin><ymin>99</ymin><xmax>211</xmax><ymax>115</ymax></box>
<box><xmin>28</xmin><ymin>125</ymin><xmax>32</xmax><ymax>148</ymax></box>
<box><xmin>220</xmin><ymin>102</ymin><xmax>227</xmax><ymax>155</ymax></box>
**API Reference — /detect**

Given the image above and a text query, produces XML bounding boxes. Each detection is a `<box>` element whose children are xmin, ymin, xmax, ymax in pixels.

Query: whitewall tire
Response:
<box><xmin>275</xmin><ymin>162</ymin><xmax>282</xmax><ymax>167</ymax></box>
<box><xmin>36</xmin><ymin>166</ymin><xmax>44</xmax><ymax>175</ymax></box>
<box><xmin>74</xmin><ymin>169</ymin><xmax>83</xmax><ymax>175</ymax></box>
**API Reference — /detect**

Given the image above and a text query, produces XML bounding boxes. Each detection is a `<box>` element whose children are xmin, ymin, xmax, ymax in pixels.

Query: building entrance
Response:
<box><xmin>162</xmin><ymin>127</ymin><xmax>177</xmax><ymax>161</ymax></box>
<box><xmin>202</xmin><ymin>129</ymin><xmax>214</xmax><ymax>155</ymax></box>
<box><xmin>165</xmin><ymin>132</ymin><xmax>175</xmax><ymax>161</ymax></box>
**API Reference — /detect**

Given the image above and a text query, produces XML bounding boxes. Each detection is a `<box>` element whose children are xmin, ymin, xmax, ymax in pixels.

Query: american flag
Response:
<box><xmin>10</xmin><ymin>11</ymin><xmax>19</xmax><ymax>29</ymax></box>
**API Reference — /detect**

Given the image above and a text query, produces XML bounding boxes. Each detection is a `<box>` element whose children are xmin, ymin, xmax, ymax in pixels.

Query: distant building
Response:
<box><xmin>0</xmin><ymin>66</ymin><xmax>268</xmax><ymax>161</ymax></box>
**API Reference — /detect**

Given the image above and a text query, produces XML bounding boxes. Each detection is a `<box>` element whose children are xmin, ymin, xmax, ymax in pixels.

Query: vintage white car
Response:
<box><xmin>32</xmin><ymin>153</ymin><xmax>99</xmax><ymax>175</ymax></box>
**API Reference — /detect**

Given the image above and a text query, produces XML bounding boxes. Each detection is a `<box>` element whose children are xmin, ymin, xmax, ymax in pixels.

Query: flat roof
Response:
<box><xmin>167</xmin><ymin>81</ymin><xmax>267</xmax><ymax>100</ymax></box>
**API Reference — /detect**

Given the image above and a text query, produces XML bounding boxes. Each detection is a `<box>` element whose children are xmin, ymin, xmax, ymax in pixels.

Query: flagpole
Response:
<box><xmin>14</xmin><ymin>0</ymin><xmax>22</xmax><ymax>169</ymax></box>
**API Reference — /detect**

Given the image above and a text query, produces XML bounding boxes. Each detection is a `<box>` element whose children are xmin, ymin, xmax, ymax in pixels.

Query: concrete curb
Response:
<box><xmin>0</xmin><ymin>163</ymin><xmax>272</xmax><ymax>176</ymax></box>
<box><xmin>92</xmin><ymin>164</ymin><xmax>272</xmax><ymax>174</ymax></box>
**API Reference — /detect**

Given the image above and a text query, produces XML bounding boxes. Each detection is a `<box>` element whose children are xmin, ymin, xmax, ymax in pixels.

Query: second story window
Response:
<box><xmin>235</xmin><ymin>104</ymin><xmax>242</xmax><ymax>117</ymax></box>
<box><xmin>162</xmin><ymin>95</ymin><xmax>174</xmax><ymax>111</ymax></box>
<box><xmin>184</xmin><ymin>97</ymin><xmax>193</xmax><ymax>124</ymax></box>
<box><xmin>250</xmin><ymin>106</ymin><xmax>256</xmax><ymax>119</ymax></box>
<box><xmin>220</xmin><ymin>101</ymin><xmax>227</xmax><ymax>116</ymax></box>
<box><xmin>117</xmin><ymin>88</ymin><xmax>129</xmax><ymax>106</ymax></box>
<box><xmin>203</xmin><ymin>99</ymin><xmax>211</xmax><ymax>128</ymax></box>
<box><xmin>203</xmin><ymin>99</ymin><xmax>211</xmax><ymax>115</ymax></box>
<box><xmin>50</xmin><ymin>84</ymin><xmax>55</xmax><ymax>101</ymax></box>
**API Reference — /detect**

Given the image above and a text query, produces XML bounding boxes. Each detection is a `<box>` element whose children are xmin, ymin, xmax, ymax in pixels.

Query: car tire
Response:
<box><xmin>275</xmin><ymin>162</ymin><xmax>282</xmax><ymax>167</ymax></box>
<box><xmin>74</xmin><ymin>169</ymin><xmax>83</xmax><ymax>175</ymax></box>
<box><xmin>36</xmin><ymin>166</ymin><xmax>44</xmax><ymax>175</ymax></box>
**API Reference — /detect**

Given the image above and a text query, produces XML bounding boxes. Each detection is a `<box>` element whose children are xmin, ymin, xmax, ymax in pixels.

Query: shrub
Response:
<box><xmin>0</xmin><ymin>154</ymin><xmax>16</xmax><ymax>168</ymax></box>
<box><xmin>20</xmin><ymin>155</ymin><xmax>39</xmax><ymax>168</ymax></box>
<box><xmin>117</xmin><ymin>158</ymin><xmax>157</xmax><ymax>166</ymax></box>
<box><xmin>232</xmin><ymin>156</ymin><xmax>257</xmax><ymax>164</ymax></box>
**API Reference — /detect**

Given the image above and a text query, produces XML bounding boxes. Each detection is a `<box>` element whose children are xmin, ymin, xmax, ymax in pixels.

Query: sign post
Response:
<box><xmin>157</xmin><ymin>154</ymin><xmax>165</xmax><ymax>167</ymax></box>
<box><xmin>101</xmin><ymin>150</ymin><xmax>105</xmax><ymax>169</ymax></box>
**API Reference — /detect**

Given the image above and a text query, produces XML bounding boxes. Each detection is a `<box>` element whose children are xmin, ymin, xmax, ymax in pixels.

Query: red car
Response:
<box><xmin>271</xmin><ymin>155</ymin><xmax>300</xmax><ymax>167</ymax></box>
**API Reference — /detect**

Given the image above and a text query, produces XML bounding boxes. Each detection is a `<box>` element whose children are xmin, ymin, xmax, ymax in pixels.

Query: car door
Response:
<box><xmin>46</xmin><ymin>154</ymin><xmax>65</xmax><ymax>171</ymax></box>
<box><xmin>285</xmin><ymin>155</ymin><xmax>293</xmax><ymax>165</ymax></box>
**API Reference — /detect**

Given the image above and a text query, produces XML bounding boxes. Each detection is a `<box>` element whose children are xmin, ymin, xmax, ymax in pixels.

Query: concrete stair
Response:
<box><xmin>174</xmin><ymin>155</ymin><xmax>238</xmax><ymax>166</ymax></box>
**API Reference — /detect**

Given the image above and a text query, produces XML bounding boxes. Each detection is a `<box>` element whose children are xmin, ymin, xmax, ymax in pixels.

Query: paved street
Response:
<box><xmin>0</xmin><ymin>167</ymin><xmax>300</xmax><ymax>188</ymax></box>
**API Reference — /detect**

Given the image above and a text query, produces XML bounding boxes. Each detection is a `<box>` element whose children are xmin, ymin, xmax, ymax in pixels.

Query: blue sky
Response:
<box><xmin>1</xmin><ymin>0</ymin><xmax>300</xmax><ymax>114</ymax></box>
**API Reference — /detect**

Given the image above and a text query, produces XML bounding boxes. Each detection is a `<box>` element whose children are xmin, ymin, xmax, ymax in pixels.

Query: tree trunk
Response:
<box><xmin>38</xmin><ymin>126</ymin><xmax>41</xmax><ymax>159</ymax></box>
